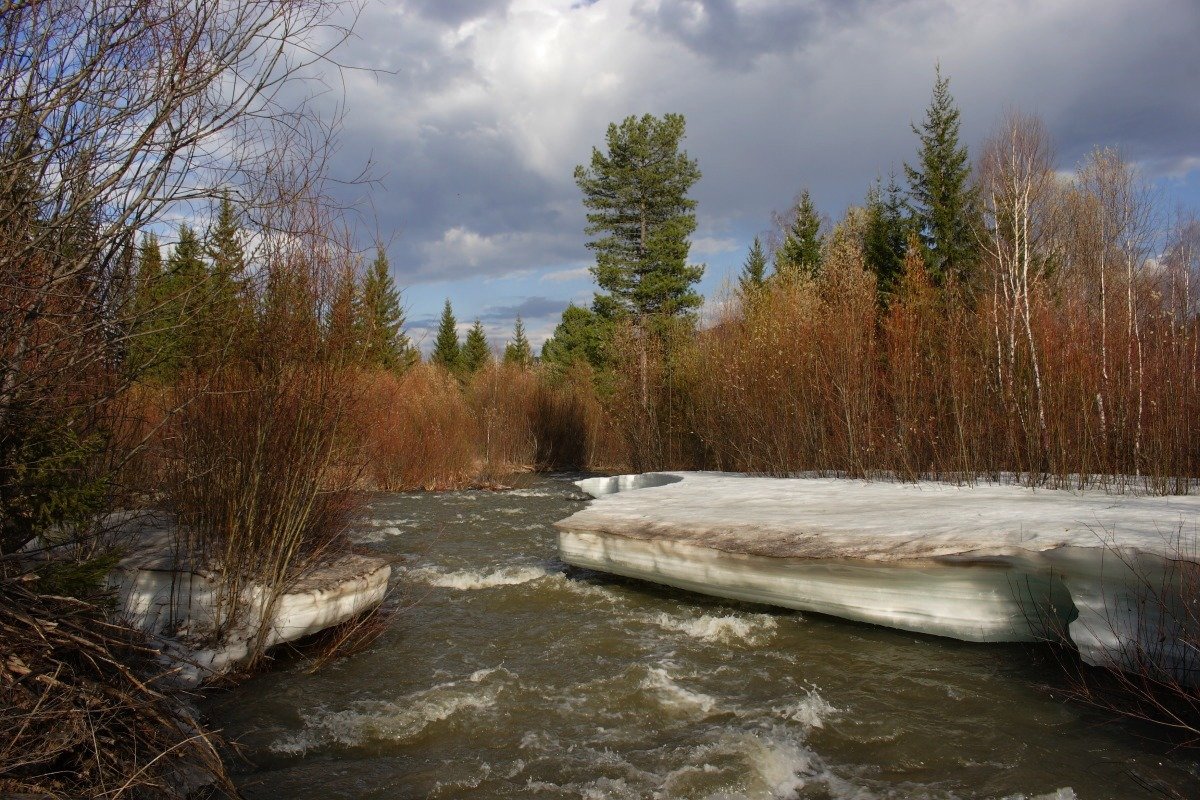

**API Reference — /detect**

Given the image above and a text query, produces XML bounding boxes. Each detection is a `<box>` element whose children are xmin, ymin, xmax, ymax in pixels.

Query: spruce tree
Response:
<box><xmin>574</xmin><ymin>113</ymin><xmax>703</xmax><ymax>320</ymax></box>
<box><xmin>863</xmin><ymin>174</ymin><xmax>910</xmax><ymax>302</ymax></box>
<box><xmin>127</xmin><ymin>232</ymin><xmax>163</xmax><ymax>375</ymax></box>
<box><xmin>774</xmin><ymin>190</ymin><xmax>823</xmax><ymax>280</ymax></box>
<box><xmin>361</xmin><ymin>246</ymin><xmax>415</xmax><ymax>371</ymax></box>
<box><xmin>206</xmin><ymin>193</ymin><xmax>245</xmax><ymax>308</ymax></box>
<box><xmin>541</xmin><ymin>303</ymin><xmax>610</xmax><ymax>376</ymax></box>
<box><xmin>431</xmin><ymin>299</ymin><xmax>461</xmax><ymax>371</ymax></box>
<box><xmin>461</xmin><ymin>319</ymin><xmax>491</xmax><ymax>374</ymax></box>
<box><xmin>326</xmin><ymin>264</ymin><xmax>361</xmax><ymax>362</ymax></box>
<box><xmin>154</xmin><ymin>224</ymin><xmax>207</xmax><ymax>377</ymax></box>
<box><xmin>503</xmin><ymin>315</ymin><xmax>533</xmax><ymax>367</ymax></box>
<box><xmin>203</xmin><ymin>193</ymin><xmax>248</xmax><ymax>359</ymax></box>
<box><xmin>904</xmin><ymin>66</ymin><xmax>980</xmax><ymax>286</ymax></box>
<box><xmin>738</xmin><ymin>237</ymin><xmax>768</xmax><ymax>297</ymax></box>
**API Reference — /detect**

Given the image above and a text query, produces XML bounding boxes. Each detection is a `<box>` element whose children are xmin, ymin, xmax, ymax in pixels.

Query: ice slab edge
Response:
<box><xmin>558</xmin><ymin>472</ymin><xmax>1199</xmax><ymax>680</ymax></box>
<box><xmin>109</xmin><ymin>534</ymin><xmax>390</xmax><ymax>686</ymax></box>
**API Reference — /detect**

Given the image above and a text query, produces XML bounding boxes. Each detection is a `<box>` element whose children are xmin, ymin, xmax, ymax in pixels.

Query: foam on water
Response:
<box><xmin>271</xmin><ymin>667</ymin><xmax>511</xmax><ymax>754</ymax></box>
<box><xmin>776</xmin><ymin>690</ymin><xmax>839</xmax><ymax>730</ymax></box>
<box><xmin>639</xmin><ymin>666</ymin><xmax>718</xmax><ymax>716</ymax></box>
<box><xmin>504</xmin><ymin>486</ymin><xmax>575</xmax><ymax>498</ymax></box>
<box><xmin>410</xmin><ymin>565</ymin><xmax>548</xmax><ymax>590</ymax></box>
<box><xmin>352</xmin><ymin>525</ymin><xmax>404</xmax><ymax>543</ymax></box>
<box><xmin>650</xmin><ymin>611</ymin><xmax>779</xmax><ymax>645</ymax></box>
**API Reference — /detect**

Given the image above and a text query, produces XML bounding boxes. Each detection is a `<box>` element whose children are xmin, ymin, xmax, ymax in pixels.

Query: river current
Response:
<box><xmin>204</xmin><ymin>474</ymin><xmax>1199</xmax><ymax>799</ymax></box>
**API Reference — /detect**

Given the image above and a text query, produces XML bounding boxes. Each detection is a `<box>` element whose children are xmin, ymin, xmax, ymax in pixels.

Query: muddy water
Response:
<box><xmin>205</xmin><ymin>474</ymin><xmax>1199</xmax><ymax>799</ymax></box>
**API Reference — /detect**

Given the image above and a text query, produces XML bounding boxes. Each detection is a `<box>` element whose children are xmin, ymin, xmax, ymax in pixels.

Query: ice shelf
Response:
<box><xmin>556</xmin><ymin>472</ymin><xmax>1200</xmax><ymax>679</ymax></box>
<box><xmin>107</xmin><ymin>515</ymin><xmax>390</xmax><ymax>686</ymax></box>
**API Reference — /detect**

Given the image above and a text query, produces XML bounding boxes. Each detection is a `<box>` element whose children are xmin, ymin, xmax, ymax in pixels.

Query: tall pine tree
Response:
<box><xmin>574</xmin><ymin>113</ymin><xmax>703</xmax><ymax>320</ymax></box>
<box><xmin>503</xmin><ymin>315</ymin><xmax>533</xmax><ymax>367</ymax></box>
<box><xmin>904</xmin><ymin>66</ymin><xmax>980</xmax><ymax>286</ymax></box>
<box><xmin>738</xmin><ymin>237</ymin><xmax>768</xmax><ymax>297</ymax></box>
<box><xmin>361</xmin><ymin>246</ymin><xmax>415</xmax><ymax>371</ymax></box>
<box><xmin>774</xmin><ymin>190</ymin><xmax>823</xmax><ymax>280</ymax></box>
<box><xmin>461</xmin><ymin>319</ymin><xmax>491</xmax><ymax>374</ymax></box>
<box><xmin>431</xmin><ymin>299</ymin><xmax>461</xmax><ymax>371</ymax></box>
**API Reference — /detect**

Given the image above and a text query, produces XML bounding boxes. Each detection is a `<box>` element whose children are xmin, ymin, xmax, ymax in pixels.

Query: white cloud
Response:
<box><xmin>691</xmin><ymin>236</ymin><xmax>740</xmax><ymax>257</ymax></box>
<box><xmin>541</xmin><ymin>266</ymin><xmax>591</xmax><ymax>282</ymax></box>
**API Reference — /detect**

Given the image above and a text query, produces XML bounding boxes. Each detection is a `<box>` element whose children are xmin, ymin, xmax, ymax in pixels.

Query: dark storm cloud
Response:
<box><xmin>326</xmin><ymin>0</ymin><xmax>1200</xmax><ymax>292</ymax></box>
<box><xmin>631</xmin><ymin>0</ymin><xmax>914</xmax><ymax>70</ymax></box>
<box><xmin>479</xmin><ymin>296</ymin><xmax>571</xmax><ymax>322</ymax></box>
<box><xmin>403</xmin><ymin>0</ymin><xmax>512</xmax><ymax>27</ymax></box>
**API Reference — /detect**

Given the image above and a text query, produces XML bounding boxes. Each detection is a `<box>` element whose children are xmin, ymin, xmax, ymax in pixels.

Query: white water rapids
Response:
<box><xmin>204</xmin><ymin>475</ymin><xmax>1199</xmax><ymax>799</ymax></box>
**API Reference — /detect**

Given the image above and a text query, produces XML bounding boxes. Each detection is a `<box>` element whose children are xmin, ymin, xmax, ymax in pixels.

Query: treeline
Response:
<box><xmin>520</xmin><ymin>74</ymin><xmax>1200</xmax><ymax>494</ymax></box>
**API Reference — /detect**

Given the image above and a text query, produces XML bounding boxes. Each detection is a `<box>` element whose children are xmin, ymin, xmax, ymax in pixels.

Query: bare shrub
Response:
<box><xmin>469</xmin><ymin>363</ymin><xmax>539</xmax><ymax>477</ymax></box>
<box><xmin>531</xmin><ymin>362</ymin><xmax>622</xmax><ymax>470</ymax></box>
<box><xmin>1037</xmin><ymin>529</ymin><xmax>1200</xmax><ymax>750</ymax></box>
<box><xmin>356</xmin><ymin>365</ymin><xmax>477</xmax><ymax>491</ymax></box>
<box><xmin>162</xmin><ymin>363</ymin><xmax>362</xmax><ymax>662</ymax></box>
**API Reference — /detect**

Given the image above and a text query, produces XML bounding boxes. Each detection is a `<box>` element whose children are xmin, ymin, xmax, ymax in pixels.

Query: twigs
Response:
<box><xmin>0</xmin><ymin>580</ymin><xmax>236</xmax><ymax>798</ymax></box>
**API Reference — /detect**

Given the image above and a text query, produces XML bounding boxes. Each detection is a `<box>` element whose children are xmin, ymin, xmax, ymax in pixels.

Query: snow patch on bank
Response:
<box><xmin>107</xmin><ymin>518</ymin><xmax>390</xmax><ymax>686</ymax></box>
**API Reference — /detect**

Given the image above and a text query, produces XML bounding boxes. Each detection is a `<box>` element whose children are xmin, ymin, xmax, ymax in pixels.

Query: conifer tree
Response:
<box><xmin>206</xmin><ymin>193</ymin><xmax>245</xmax><ymax>308</ymax></box>
<box><xmin>774</xmin><ymin>190</ymin><xmax>823</xmax><ymax>279</ymax></box>
<box><xmin>431</xmin><ymin>299</ymin><xmax>461</xmax><ymax>371</ymax></box>
<box><xmin>326</xmin><ymin>263</ymin><xmax>361</xmax><ymax>362</ymax></box>
<box><xmin>574</xmin><ymin>113</ymin><xmax>703</xmax><ymax>320</ymax></box>
<box><xmin>127</xmin><ymin>232</ymin><xmax>163</xmax><ymax>375</ymax></box>
<box><xmin>503</xmin><ymin>315</ymin><xmax>533</xmax><ymax>367</ymax></box>
<box><xmin>152</xmin><ymin>225</ymin><xmax>207</xmax><ymax>377</ymax></box>
<box><xmin>863</xmin><ymin>174</ymin><xmax>910</xmax><ymax>302</ymax></box>
<box><xmin>461</xmin><ymin>319</ymin><xmax>491</xmax><ymax>374</ymax></box>
<box><xmin>204</xmin><ymin>193</ymin><xmax>248</xmax><ymax>359</ymax></box>
<box><xmin>541</xmin><ymin>303</ymin><xmax>609</xmax><ymax>374</ymax></box>
<box><xmin>360</xmin><ymin>246</ymin><xmax>415</xmax><ymax>371</ymax></box>
<box><xmin>261</xmin><ymin>258</ymin><xmax>319</xmax><ymax>353</ymax></box>
<box><xmin>738</xmin><ymin>237</ymin><xmax>768</xmax><ymax>297</ymax></box>
<box><xmin>904</xmin><ymin>66</ymin><xmax>981</xmax><ymax>286</ymax></box>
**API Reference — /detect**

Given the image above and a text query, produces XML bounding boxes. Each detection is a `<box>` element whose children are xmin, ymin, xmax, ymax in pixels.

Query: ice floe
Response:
<box><xmin>107</xmin><ymin>516</ymin><xmax>390</xmax><ymax>686</ymax></box>
<box><xmin>559</xmin><ymin>472</ymin><xmax>1200</xmax><ymax>680</ymax></box>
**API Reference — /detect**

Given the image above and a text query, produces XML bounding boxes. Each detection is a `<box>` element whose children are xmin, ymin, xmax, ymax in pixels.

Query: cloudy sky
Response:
<box><xmin>323</xmin><ymin>0</ymin><xmax>1200</xmax><ymax>351</ymax></box>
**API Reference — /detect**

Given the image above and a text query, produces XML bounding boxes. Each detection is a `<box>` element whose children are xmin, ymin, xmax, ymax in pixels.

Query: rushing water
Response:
<box><xmin>205</xmin><ymin>474</ymin><xmax>1199</xmax><ymax>799</ymax></box>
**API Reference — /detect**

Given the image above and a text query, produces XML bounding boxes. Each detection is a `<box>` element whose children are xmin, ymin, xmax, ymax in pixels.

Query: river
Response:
<box><xmin>204</xmin><ymin>474</ymin><xmax>1199</xmax><ymax>799</ymax></box>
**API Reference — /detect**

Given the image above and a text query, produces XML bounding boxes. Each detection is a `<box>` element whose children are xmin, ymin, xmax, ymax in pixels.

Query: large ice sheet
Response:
<box><xmin>559</xmin><ymin>473</ymin><xmax>1200</xmax><ymax>677</ymax></box>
